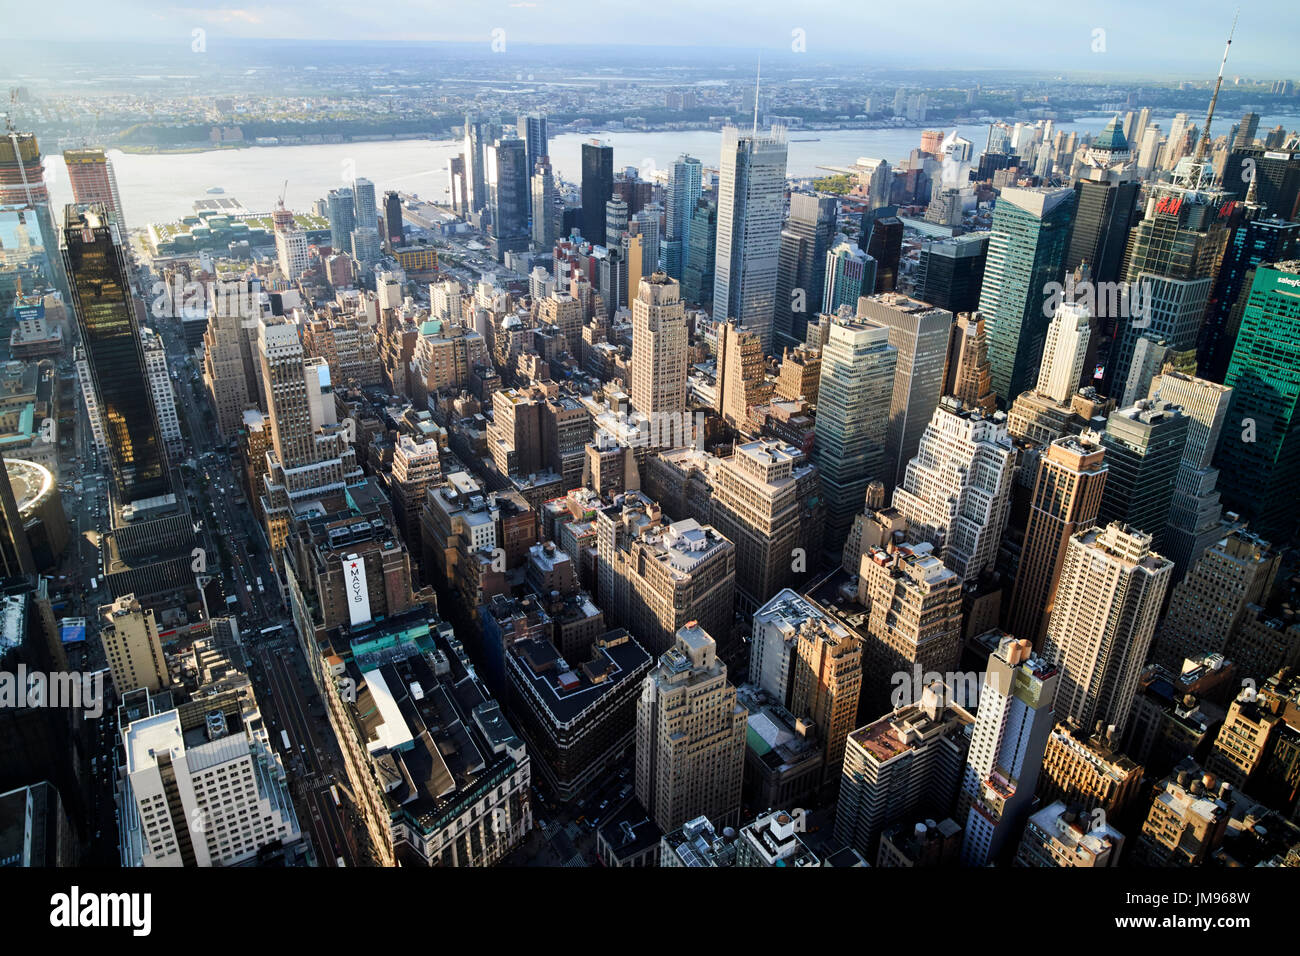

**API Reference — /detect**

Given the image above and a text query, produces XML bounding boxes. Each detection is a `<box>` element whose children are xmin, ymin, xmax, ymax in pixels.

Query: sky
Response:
<box><xmin>9</xmin><ymin>1</ymin><xmax>1300</xmax><ymax>77</ymax></box>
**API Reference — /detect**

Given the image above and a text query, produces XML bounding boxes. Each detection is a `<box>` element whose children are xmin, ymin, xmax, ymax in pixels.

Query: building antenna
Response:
<box><xmin>1193</xmin><ymin>9</ymin><xmax>1238</xmax><ymax>168</ymax></box>
<box><xmin>752</xmin><ymin>56</ymin><xmax>761</xmax><ymax>137</ymax></box>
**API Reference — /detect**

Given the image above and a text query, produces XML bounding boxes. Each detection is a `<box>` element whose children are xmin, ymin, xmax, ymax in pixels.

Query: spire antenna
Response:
<box><xmin>1194</xmin><ymin>9</ymin><xmax>1239</xmax><ymax>168</ymax></box>
<box><xmin>752</xmin><ymin>56</ymin><xmax>761</xmax><ymax>137</ymax></box>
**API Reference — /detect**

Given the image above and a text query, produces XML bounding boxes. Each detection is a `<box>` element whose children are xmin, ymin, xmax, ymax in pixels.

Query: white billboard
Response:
<box><xmin>344</xmin><ymin>555</ymin><xmax>372</xmax><ymax>627</ymax></box>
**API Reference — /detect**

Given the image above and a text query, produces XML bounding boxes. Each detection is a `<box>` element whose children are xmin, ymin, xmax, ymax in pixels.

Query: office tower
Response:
<box><xmin>751</xmin><ymin>589</ymin><xmax>841</xmax><ymax>703</ymax></box>
<box><xmin>711</xmin><ymin>439</ymin><xmax>804</xmax><ymax>611</ymax></box>
<box><xmin>862</xmin><ymin>213</ymin><xmax>903</xmax><ymax>293</ymax></box>
<box><xmin>1066</xmin><ymin>117</ymin><xmax>1140</xmax><ymax>287</ymax></box>
<box><xmin>352</xmin><ymin>177</ymin><xmax>377</xmax><ymax>230</ymax></box>
<box><xmin>1200</xmin><ymin>213</ymin><xmax>1300</xmax><ymax>382</ymax></box>
<box><xmin>776</xmin><ymin>193</ymin><xmax>837</xmax><ymax>349</ymax></box>
<box><xmin>622</xmin><ymin>233</ymin><xmax>645</xmax><ymax>308</ymax></box>
<box><xmin>1097</xmin><ymin>399</ymin><xmax>1189</xmax><ymax>550</ymax></box>
<box><xmin>635</xmin><ymin>624</ymin><xmax>746</xmax><ymax>833</ymax></box>
<box><xmin>383</xmin><ymin>190</ymin><xmax>403</xmax><ymax>247</ymax></box>
<box><xmin>447</xmin><ymin>154</ymin><xmax>469</xmax><ymax>217</ymax></box>
<box><xmin>326</xmin><ymin>187</ymin><xmax>355</xmax><ymax>251</ymax></box>
<box><xmin>663</xmin><ymin>155</ymin><xmax>703</xmax><ymax>280</ymax></box>
<box><xmin>959</xmin><ymin>636</ymin><xmax>1058</xmax><ymax>866</ymax></box>
<box><xmin>61</xmin><ymin>204</ymin><xmax>170</xmax><ymax>504</ymax></box>
<box><xmin>1215</xmin><ymin>262</ymin><xmax>1300</xmax><ymax>541</ymax></box>
<box><xmin>530</xmin><ymin>158</ymin><xmax>558</xmax><ymax>249</ymax></box>
<box><xmin>1233</xmin><ymin>111</ymin><xmax>1260</xmax><ymax>149</ymax></box>
<box><xmin>605</xmin><ymin>196</ymin><xmax>629</xmax><ymax>245</ymax></box>
<box><xmin>1009</xmin><ymin>435</ymin><xmax>1108</xmax><ymax>646</ymax></box>
<box><xmin>1150</xmin><ymin>529</ymin><xmax>1279</xmax><ymax>672</ymax></box>
<box><xmin>275</xmin><ymin>222</ymin><xmax>308</xmax><ymax>281</ymax></box>
<box><xmin>349</xmin><ymin>226</ymin><xmax>380</xmax><ymax>268</ymax></box>
<box><xmin>121</xmin><ymin>698</ymin><xmax>300</xmax><ymax>867</ymax></box>
<box><xmin>1135</xmin><ymin>125</ymin><xmax>1163</xmax><ymax>180</ymax></box>
<box><xmin>857</xmin><ymin>293</ymin><xmax>955</xmax><ymax>489</ymax></box>
<box><xmin>486</xmin><ymin>138</ymin><xmax>530</xmax><ymax>260</ymax></box>
<box><xmin>683</xmin><ymin>197</ymin><xmax>717</xmax><ymax>307</ymax></box>
<box><xmin>202</xmin><ymin>287</ymin><xmax>251</xmax><ymax>438</ymax></box>
<box><xmin>581</xmin><ymin>140</ymin><xmax>615</xmax><ymax>245</ymax></box>
<box><xmin>852</xmin><ymin>542</ymin><xmax>964</xmax><ymax>714</ymax></box>
<box><xmin>139</xmin><ymin>327</ymin><xmax>181</xmax><ymax>456</ymax></box>
<box><xmin>823</xmin><ymin>241</ymin><xmax>874</xmax><ymax>314</ymax></box>
<box><xmin>715</xmin><ymin>319</ymin><xmax>771</xmax><ymax>431</ymax></box>
<box><xmin>1015</xmin><ymin>801</ymin><xmax>1124</xmax><ymax>867</ymax></box>
<box><xmin>915</xmin><ymin>234</ymin><xmax>989</xmax><ymax>315</ymax></box>
<box><xmin>1110</xmin><ymin>178</ymin><xmax>1233</xmax><ymax>396</ymax></box>
<box><xmin>944</xmin><ymin>312</ymin><xmax>996</xmax><ymax>414</ymax></box>
<box><xmin>1147</xmin><ymin>366</ymin><xmax>1232</xmax><ymax>580</ymax></box>
<box><xmin>892</xmin><ymin>399</ymin><xmax>1017</xmax><ymax>584</ymax></box>
<box><xmin>1037</xmin><ymin>301</ymin><xmax>1092</xmax><ymax>404</ymax></box>
<box><xmin>834</xmin><ymin>682</ymin><xmax>974</xmax><ymax>859</ymax></box>
<box><xmin>0</xmin><ymin>458</ymin><xmax>35</xmax><ymax>577</ymax></box>
<box><xmin>1223</xmin><ymin>147</ymin><xmax>1300</xmax><ymax>219</ymax></box>
<box><xmin>979</xmin><ymin>186</ymin><xmax>1076</xmax><ymax>403</ymax></box>
<box><xmin>789</xmin><ymin>615</ymin><xmax>862</xmax><ymax>786</ymax></box>
<box><xmin>99</xmin><ymin>593</ymin><xmax>167</xmax><ymax>694</ymax></box>
<box><xmin>1038</xmin><ymin>722</ymin><xmax>1142</xmax><ymax>818</ymax></box>
<box><xmin>62</xmin><ymin>147</ymin><xmax>125</xmax><ymax>225</ymax></box>
<box><xmin>596</xmin><ymin>495</ymin><xmax>736</xmax><ymax>656</ymax></box>
<box><xmin>1206</xmin><ymin>688</ymin><xmax>1285</xmax><ymax>792</ymax></box>
<box><xmin>630</xmin><ymin>272</ymin><xmax>688</xmax><ymax>418</ymax></box>
<box><xmin>1042</xmin><ymin>523</ymin><xmax>1173</xmax><ymax>734</ymax></box>
<box><xmin>596</xmin><ymin>246</ymin><xmax>626</xmax><ymax>319</ymax></box>
<box><xmin>1131</xmin><ymin>758</ymin><xmax>1230</xmax><ymax>866</ymax></box>
<box><xmin>775</xmin><ymin>343</ymin><xmax>821</xmax><ymax>404</ymax></box>
<box><xmin>516</xmin><ymin>112</ymin><xmax>548</xmax><ymax>216</ymax></box>
<box><xmin>715</xmin><ymin>124</ymin><xmax>789</xmax><ymax>353</ymax></box>
<box><xmin>463</xmin><ymin>114</ymin><xmax>489</xmax><ymax>214</ymax></box>
<box><xmin>633</xmin><ymin>204</ymin><xmax>661</xmax><ymax>273</ymax></box>
<box><xmin>813</xmin><ymin>320</ymin><xmax>897</xmax><ymax>552</ymax></box>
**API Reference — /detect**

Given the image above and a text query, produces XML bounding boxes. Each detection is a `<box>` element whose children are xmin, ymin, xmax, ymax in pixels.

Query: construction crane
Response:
<box><xmin>278</xmin><ymin>179</ymin><xmax>288</xmax><ymax>209</ymax></box>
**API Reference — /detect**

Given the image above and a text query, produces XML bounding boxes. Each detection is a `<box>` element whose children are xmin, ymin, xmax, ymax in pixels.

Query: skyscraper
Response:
<box><xmin>823</xmin><ymin>241</ymin><xmax>874</xmax><ymax>315</ymax></box>
<box><xmin>979</xmin><ymin>186</ymin><xmax>1076</xmax><ymax>403</ymax></box>
<box><xmin>959</xmin><ymin>635</ymin><xmax>1058</xmax><ymax>866</ymax></box>
<box><xmin>0</xmin><ymin>462</ymin><xmax>35</xmax><ymax>578</ymax></box>
<box><xmin>812</xmin><ymin>320</ymin><xmax>897</xmax><ymax>552</ymax></box>
<box><xmin>683</xmin><ymin>197</ymin><xmax>718</xmax><ymax>307</ymax></box>
<box><xmin>383</xmin><ymin>190</ymin><xmax>403</xmax><ymax>247</ymax></box>
<box><xmin>714</xmin><ymin>124</ymin><xmax>789</xmax><ymax>354</ymax></box>
<box><xmin>915</xmin><ymin>234</ymin><xmax>989</xmax><ymax>315</ymax></box>
<box><xmin>516</xmin><ymin>112</ymin><xmax>548</xmax><ymax>218</ymax></box>
<box><xmin>486</xmin><ymin>138</ymin><xmax>530</xmax><ymax>260</ymax></box>
<box><xmin>861</xmin><ymin>212</ymin><xmax>903</xmax><ymax>293</ymax></box>
<box><xmin>326</xmin><ymin>187</ymin><xmax>356</xmax><ymax>252</ymax></box>
<box><xmin>943</xmin><ymin>312</ymin><xmax>996</xmax><ymax>413</ymax></box>
<box><xmin>63</xmin><ymin>147</ymin><xmax>125</xmax><ymax>226</ymax></box>
<box><xmin>352</xmin><ymin>177</ymin><xmax>377</xmax><ymax>230</ymax></box>
<box><xmin>1042</xmin><ymin>522</ymin><xmax>1172</xmax><ymax>734</ymax></box>
<box><xmin>630</xmin><ymin>272</ymin><xmax>688</xmax><ymax>419</ymax></box>
<box><xmin>663</xmin><ymin>155</ymin><xmax>703</xmax><ymax>281</ymax></box>
<box><xmin>776</xmin><ymin>193</ymin><xmax>837</xmax><ymax>349</ymax></box>
<box><xmin>635</xmin><ymin>624</ymin><xmax>746</xmax><ymax>833</ymax></box>
<box><xmin>530</xmin><ymin>157</ymin><xmax>558</xmax><ymax>250</ymax></box>
<box><xmin>1038</xmin><ymin>301</ymin><xmax>1092</xmax><ymax>404</ymax></box>
<box><xmin>99</xmin><ymin>593</ymin><xmax>168</xmax><ymax>694</ymax></box>
<box><xmin>1215</xmin><ymin>261</ymin><xmax>1300</xmax><ymax>542</ymax></box>
<box><xmin>892</xmin><ymin>399</ymin><xmax>1017</xmax><ymax>584</ymax></box>
<box><xmin>856</xmin><ymin>293</ymin><xmax>954</xmax><ymax>489</ymax></box>
<box><xmin>1008</xmin><ymin>434</ymin><xmax>1108</xmax><ymax>646</ymax></box>
<box><xmin>1066</xmin><ymin>116</ymin><xmax>1140</xmax><ymax>287</ymax></box>
<box><xmin>62</xmin><ymin>204</ymin><xmax>170</xmax><ymax>504</ymax></box>
<box><xmin>581</xmin><ymin>140</ymin><xmax>614</xmax><ymax>246</ymax></box>
<box><xmin>463</xmin><ymin>114</ymin><xmax>489</xmax><ymax>214</ymax></box>
<box><xmin>1097</xmin><ymin>399</ymin><xmax>1189</xmax><ymax>550</ymax></box>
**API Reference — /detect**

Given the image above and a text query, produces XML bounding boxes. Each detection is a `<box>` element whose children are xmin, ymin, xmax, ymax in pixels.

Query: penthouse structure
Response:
<box><xmin>1015</xmin><ymin>801</ymin><xmax>1124</xmax><ymax>867</ymax></box>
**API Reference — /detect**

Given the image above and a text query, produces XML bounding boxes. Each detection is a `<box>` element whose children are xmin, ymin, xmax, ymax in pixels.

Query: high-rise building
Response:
<box><xmin>1066</xmin><ymin>117</ymin><xmax>1140</xmax><ymax>287</ymax></box>
<box><xmin>1130</xmin><ymin>758</ymin><xmax>1230</xmax><ymax>867</ymax></box>
<box><xmin>715</xmin><ymin>124</ymin><xmax>789</xmax><ymax>354</ymax></box>
<box><xmin>630</xmin><ymin>272</ymin><xmax>688</xmax><ymax>419</ymax></box>
<box><xmin>383</xmin><ymin>190</ymin><xmax>403</xmax><ymax>247</ymax></box>
<box><xmin>99</xmin><ymin>593</ymin><xmax>168</xmax><ymax>694</ymax></box>
<box><xmin>715</xmin><ymin>319</ymin><xmax>772</xmax><ymax>431</ymax></box>
<box><xmin>275</xmin><ymin>223</ymin><xmax>309</xmax><ymax>281</ymax></box>
<box><xmin>943</xmin><ymin>312</ymin><xmax>996</xmax><ymax>413</ymax></box>
<box><xmin>1149</xmin><ymin>529</ymin><xmax>1279</xmax><ymax>673</ymax></box>
<box><xmin>62</xmin><ymin>204</ymin><xmax>170</xmax><ymax>504</ymax></box>
<box><xmin>1037</xmin><ymin>722</ymin><xmax>1143</xmax><ymax>819</ymax></box>
<box><xmin>1215</xmin><ymin>262</ymin><xmax>1300</xmax><ymax>542</ymax></box>
<box><xmin>812</xmin><ymin>320</ymin><xmax>897</xmax><ymax>552</ymax></box>
<box><xmin>463</xmin><ymin>114</ymin><xmax>489</xmax><ymax>214</ymax></box>
<box><xmin>62</xmin><ymin>147</ymin><xmax>125</xmax><ymax>226</ymax></box>
<box><xmin>516</xmin><ymin>112</ymin><xmax>548</xmax><ymax>217</ymax></box>
<box><xmin>892</xmin><ymin>399</ymin><xmax>1017</xmax><ymax>584</ymax></box>
<box><xmin>861</xmin><ymin>213</ymin><xmax>903</xmax><ymax>294</ymax></box>
<box><xmin>682</xmin><ymin>197</ymin><xmax>718</xmax><ymax>307</ymax></box>
<box><xmin>605</xmin><ymin>196</ymin><xmax>629</xmax><ymax>246</ymax></box>
<box><xmin>447</xmin><ymin>154</ymin><xmax>469</xmax><ymax>218</ymax></box>
<box><xmin>663</xmin><ymin>155</ymin><xmax>703</xmax><ymax>280</ymax></box>
<box><xmin>326</xmin><ymin>187</ymin><xmax>355</xmax><ymax>252</ymax></box>
<box><xmin>530</xmin><ymin>157</ymin><xmax>558</xmax><ymax>249</ymax></box>
<box><xmin>857</xmin><ymin>293</ymin><xmax>954</xmax><ymax>489</ymax></box>
<box><xmin>959</xmin><ymin>636</ymin><xmax>1059</xmax><ymax>866</ymax></box>
<box><xmin>823</xmin><ymin>241</ymin><xmax>874</xmax><ymax>314</ymax></box>
<box><xmin>914</xmin><ymin>234</ymin><xmax>989</xmax><ymax>315</ymax></box>
<box><xmin>1097</xmin><ymin>399</ymin><xmax>1189</xmax><ymax>550</ymax></box>
<box><xmin>0</xmin><ymin>462</ymin><xmax>35</xmax><ymax>578</ymax></box>
<box><xmin>1008</xmin><ymin>434</ymin><xmax>1108</xmax><ymax>646</ymax></box>
<box><xmin>352</xmin><ymin>177</ymin><xmax>377</xmax><ymax>230</ymax></box>
<box><xmin>833</xmin><ymin>682</ymin><xmax>973</xmax><ymax>859</ymax></box>
<box><xmin>979</xmin><ymin>186</ymin><xmax>1076</xmax><ymax>403</ymax></box>
<box><xmin>487</xmin><ymin>138</ymin><xmax>530</xmax><ymax>260</ymax></box>
<box><xmin>1037</xmin><ymin>302</ymin><xmax>1092</xmax><ymax>404</ymax></box>
<box><xmin>349</xmin><ymin>226</ymin><xmax>380</xmax><ymax>268</ymax></box>
<box><xmin>139</xmin><ymin>327</ymin><xmax>182</xmax><ymax>457</ymax></box>
<box><xmin>776</xmin><ymin>193</ymin><xmax>837</xmax><ymax>349</ymax></box>
<box><xmin>1015</xmin><ymin>800</ymin><xmax>1125</xmax><ymax>867</ymax></box>
<box><xmin>789</xmin><ymin>615</ymin><xmax>862</xmax><ymax>787</ymax></box>
<box><xmin>1042</xmin><ymin>522</ymin><xmax>1173</xmax><ymax>734</ymax></box>
<box><xmin>635</xmin><ymin>624</ymin><xmax>746</xmax><ymax>833</ymax></box>
<box><xmin>581</xmin><ymin>140</ymin><xmax>615</xmax><ymax>246</ymax></box>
